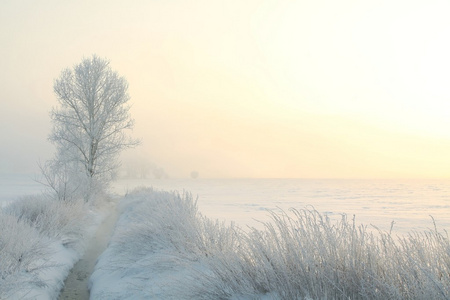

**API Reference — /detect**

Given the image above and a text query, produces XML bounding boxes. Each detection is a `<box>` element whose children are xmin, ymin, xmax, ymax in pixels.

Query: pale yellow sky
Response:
<box><xmin>1</xmin><ymin>0</ymin><xmax>450</xmax><ymax>178</ymax></box>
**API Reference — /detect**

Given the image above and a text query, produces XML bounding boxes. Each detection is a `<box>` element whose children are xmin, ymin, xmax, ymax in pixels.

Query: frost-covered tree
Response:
<box><xmin>46</xmin><ymin>55</ymin><xmax>138</xmax><ymax>199</ymax></box>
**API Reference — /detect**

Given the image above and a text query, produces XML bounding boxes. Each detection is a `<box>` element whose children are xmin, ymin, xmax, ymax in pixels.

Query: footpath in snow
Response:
<box><xmin>58</xmin><ymin>205</ymin><xmax>119</xmax><ymax>299</ymax></box>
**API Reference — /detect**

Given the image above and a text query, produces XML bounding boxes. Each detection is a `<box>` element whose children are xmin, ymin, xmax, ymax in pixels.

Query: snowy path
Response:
<box><xmin>58</xmin><ymin>204</ymin><xmax>119</xmax><ymax>300</ymax></box>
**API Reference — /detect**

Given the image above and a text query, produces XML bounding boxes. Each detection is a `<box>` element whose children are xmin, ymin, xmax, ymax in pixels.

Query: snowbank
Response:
<box><xmin>90</xmin><ymin>187</ymin><xmax>450</xmax><ymax>299</ymax></box>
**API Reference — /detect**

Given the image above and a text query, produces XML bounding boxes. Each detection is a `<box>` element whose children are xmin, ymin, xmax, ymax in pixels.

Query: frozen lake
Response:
<box><xmin>2</xmin><ymin>174</ymin><xmax>450</xmax><ymax>234</ymax></box>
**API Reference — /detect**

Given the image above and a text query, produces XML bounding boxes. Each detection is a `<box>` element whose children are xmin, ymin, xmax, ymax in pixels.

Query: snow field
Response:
<box><xmin>0</xmin><ymin>195</ymin><xmax>104</xmax><ymax>299</ymax></box>
<box><xmin>91</xmin><ymin>187</ymin><xmax>450</xmax><ymax>299</ymax></box>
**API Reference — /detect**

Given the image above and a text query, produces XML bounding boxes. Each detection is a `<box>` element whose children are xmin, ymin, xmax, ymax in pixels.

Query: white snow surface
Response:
<box><xmin>3</xmin><ymin>176</ymin><xmax>450</xmax><ymax>299</ymax></box>
<box><xmin>112</xmin><ymin>178</ymin><xmax>450</xmax><ymax>233</ymax></box>
<box><xmin>90</xmin><ymin>186</ymin><xmax>450</xmax><ymax>299</ymax></box>
<box><xmin>0</xmin><ymin>173</ymin><xmax>45</xmax><ymax>208</ymax></box>
<box><xmin>3</xmin><ymin>175</ymin><xmax>450</xmax><ymax>233</ymax></box>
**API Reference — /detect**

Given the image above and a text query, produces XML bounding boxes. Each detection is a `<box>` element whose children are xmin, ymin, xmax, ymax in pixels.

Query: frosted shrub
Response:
<box><xmin>112</xmin><ymin>188</ymin><xmax>238</xmax><ymax>263</ymax></box>
<box><xmin>3</xmin><ymin>195</ymin><xmax>89</xmax><ymax>252</ymax></box>
<box><xmin>39</xmin><ymin>159</ymin><xmax>110</xmax><ymax>203</ymax></box>
<box><xmin>1</xmin><ymin>193</ymin><xmax>99</xmax><ymax>299</ymax></box>
<box><xmin>0</xmin><ymin>212</ymin><xmax>54</xmax><ymax>298</ymax></box>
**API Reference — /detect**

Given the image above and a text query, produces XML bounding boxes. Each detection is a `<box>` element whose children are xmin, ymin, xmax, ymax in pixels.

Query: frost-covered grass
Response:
<box><xmin>90</xmin><ymin>187</ymin><xmax>238</xmax><ymax>298</ymax></box>
<box><xmin>0</xmin><ymin>195</ymin><xmax>101</xmax><ymax>299</ymax></box>
<box><xmin>91</xmin><ymin>188</ymin><xmax>450</xmax><ymax>299</ymax></box>
<box><xmin>199</xmin><ymin>211</ymin><xmax>450</xmax><ymax>299</ymax></box>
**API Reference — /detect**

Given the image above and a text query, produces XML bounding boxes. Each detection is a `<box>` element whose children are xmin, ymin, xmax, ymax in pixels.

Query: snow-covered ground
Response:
<box><xmin>90</xmin><ymin>187</ymin><xmax>450</xmax><ymax>299</ymax></box>
<box><xmin>0</xmin><ymin>173</ymin><xmax>45</xmax><ymax>207</ymax></box>
<box><xmin>2</xmin><ymin>175</ymin><xmax>450</xmax><ymax>299</ymax></box>
<box><xmin>112</xmin><ymin>178</ymin><xmax>450</xmax><ymax>233</ymax></box>
<box><xmin>3</xmin><ymin>175</ymin><xmax>450</xmax><ymax>234</ymax></box>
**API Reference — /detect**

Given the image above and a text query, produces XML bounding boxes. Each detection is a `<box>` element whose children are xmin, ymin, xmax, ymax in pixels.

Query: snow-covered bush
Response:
<box><xmin>0</xmin><ymin>194</ymin><xmax>99</xmax><ymax>299</ymax></box>
<box><xmin>3</xmin><ymin>195</ymin><xmax>89</xmax><ymax>252</ymax></box>
<box><xmin>0</xmin><ymin>212</ymin><xmax>54</xmax><ymax>298</ymax></box>
<box><xmin>39</xmin><ymin>159</ymin><xmax>108</xmax><ymax>203</ymax></box>
<box><xmin>107</xmin><ymin>188</ymin><xmax>235</xmax><ymax>268</ymax></box>
<box><xmin>114</xmin><ymin>188</ymin><xmax>238</xmax><ymax>258</ymax></box>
